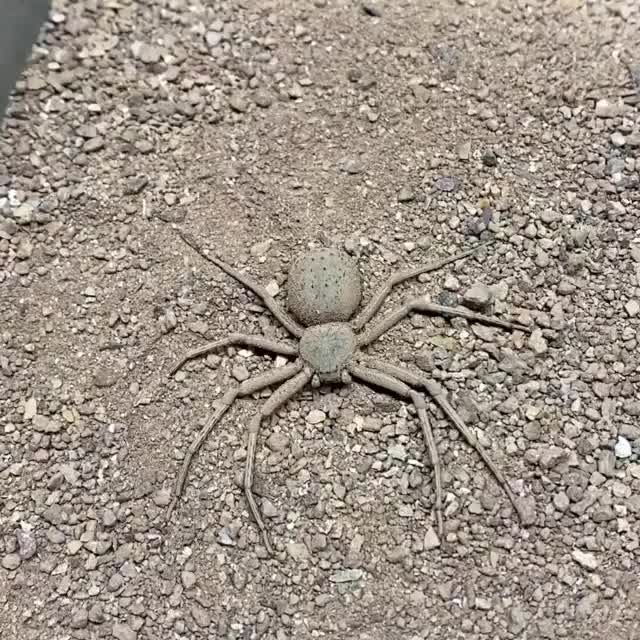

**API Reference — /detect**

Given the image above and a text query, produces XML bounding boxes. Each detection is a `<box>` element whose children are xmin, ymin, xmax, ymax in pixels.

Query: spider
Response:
<box><xmin>166</xmin><ymin>231</ymin><xmax>532</xmax><ymax>555</ymax></box>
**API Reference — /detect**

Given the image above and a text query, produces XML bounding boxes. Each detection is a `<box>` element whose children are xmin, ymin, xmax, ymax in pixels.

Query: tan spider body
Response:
<box><xmin>167</xmin><ymin>232</ymin><xmax>533</xmax><ymax>555</ymax></box>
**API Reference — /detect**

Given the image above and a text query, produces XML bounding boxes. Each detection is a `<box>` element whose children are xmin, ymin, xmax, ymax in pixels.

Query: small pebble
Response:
<box><xmin>16</xmin><ymin>529</ymin><xmax>37</xmax><ymax>559</ymax></box>
<box><xmin>217</xmin><ymin>527</ymin><xmax>236</xmax><ymax>547</ymax></box>
<box><xmin>398</xmin><ymin>186</ymin><xmax>415</xmax><ymax>202</ymax></box>
<box><xmin>457</xmin><ymin>141</ymin><xmax>471</xmax><ymax>160</ymax></box>
<box><xmin>572</xmin><ymin>549</ymin><xmax>598</xmax><ymax>571</ymax></box>
<box><xmin>232</xmin><ymin>365</ymin><xmax>250</xmax><ymax>382</ymax></box>
<box><xmin>463</xmin><ymin>282</ymin><xmax>492</xmax><ymax>309</ymax></box>
<box><xmin>528</xmin><ymin>329</ymin><xmax>548</xmax><ymax>355</ymax></box>
<box><xmin>286</xmin><ymin>542</ymin><xmax>310</xmax><ymax>562</ymax></box>
<box><xmin>265</xmin><ymin>280</ymin><xmax>280</xmax><ymax>296</ymax></box>
<box><xmin>611</xmin><ymin>131</ymin><xmax>626</xmax><ymax>147</ymax></box>
<box><xmin>423</xmin><ymin>527</ymin><xmax>441</xmax><ymax>550</ymax></box>
<box><xmin>625</xmin><ymin>300</ymin><xmax>639</xmax><ymax>317</ymax></box>
<box><xmin>330</xmin><ymin>569</ymin><xmax>363</xmax><ymax>582</ymax></box>
<box><xmin>112</xmin><ymin>622</ymin><xmax>138</xmax><ymax>640</ymax></box>
<box><xmin>361</xmin><ymin>1</ymin><xmax>382</xmax><ymax>16</ymax></box>
<box><xmin>595</xmin><ymin>98</ymin><xmax>618</xmax><ymax>118</ymax></box>
<box><xmin>306</xmin><ymin>409</ymin><xmax>326</xmax><ymax>424</ymax></box>
<box><xmin>181</xmin><ymin>571</ymin><xmax>197</xmax><ymax>589</ymax></box>
<box><xmin>615</xmin><ymin>436</ymin><xmax>632</xmax><ymax>459</ymax></box>
<box><xmin>152</xmin><ymin>489</ymin><xmax>172</xmax><ymax>507</ymax></box>
<box><xmin>1</xmin><ymin>553</ymin><xmax>20</xmax><ymax>570</ymax></box>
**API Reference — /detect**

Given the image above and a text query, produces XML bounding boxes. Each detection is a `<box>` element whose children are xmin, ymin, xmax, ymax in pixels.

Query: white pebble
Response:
<box><xmin>306</xmin><ymin>409</ymin><xmax>326</xmax><ymax>424</ymax></box>
<box><xmin>265</xmin><ymin>280</ymin><xmax>280</xmax><ymax>296</ymax></box>
<box><xmin>615</xmin><ymin>436</ymin><xmax>632</xmax><ymax>459</ymax></box>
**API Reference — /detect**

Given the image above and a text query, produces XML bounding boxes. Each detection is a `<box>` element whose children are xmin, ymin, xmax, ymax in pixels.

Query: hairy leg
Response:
<box><xmin>351</xmin><ymin>245</ymin><xmax>481</xmax><ymax>331</ymax></box>
<box><xmin>358</xmin><ymin>296</ymin><xmax>530</xmax><ymax>347</ymax></box>
<box><xmin>177</xmin><ymin>230</ymin><xmax>304</xmax><ymax>337</ymax></box>
<box><xmin>347</xmin><ymin>363</ymin><xmax>444</xmax><ymax>536</ymax></box>
<box><xmin>166</xmin><ymin>360</ymin><xmax>304</xmax><ymax>520</ymax></box>
<box><xmin>244</xmin><ymin>366</ymin><xmax>313</xmax><ymax>554</ymax></box>
<box><xmin>169</xmin><ymin>333</ymin><xmax>298</xmax><ymax>376</ymax></box>
<box><xmin>360</xmin><ymin>357</ymin><xmax>528</xmax><ymax>524</ymax></box>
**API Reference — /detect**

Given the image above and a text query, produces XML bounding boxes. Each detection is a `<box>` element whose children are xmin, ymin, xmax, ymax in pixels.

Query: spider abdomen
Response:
<box><xmin>287</xmin><ymin>248</ymin><xmax>362</xmax><ymax>326</ymax></box>
<box><xmin>299</xmin><ymin>323</ymin><xmax>357</xmax><ymax>383</ymax></box>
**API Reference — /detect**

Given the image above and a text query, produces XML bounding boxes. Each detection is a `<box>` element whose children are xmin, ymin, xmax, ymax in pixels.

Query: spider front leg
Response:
<box><xmin>177</xmin><ymin>230</ymin><xmax>304</xmax><ymax>338</ymax></box>
<box><xmin>169</xmin><ymin>333</ymin><xmax>298</xmax><ymax>376</ymax></box>
<box><xmin>166</xmin><ymin>360</ymin><xmax>304</xmax><ymax>521</ymax></box>
<box><xmin>244</xmin><ymin>366</ymin><xmax>313</xmax><ymax>554</ymax></box>
<box><xmin>360</xmin><ymin>357</ymin><xmax>529</xmax><ymax>525</ymax></box>
<box><xmin>351</xmin><ymin>246</ymin><xmax>480</xmax><ymax>331</ymax></box>
<box><xmin>346</xmin><ymin>363</ymin><xmax>445</xmax><ymax>537</ymax></box>
<box><xmin>358</xmin><ymin>297</ymin><xmax>530</xmax><ymax>347</ymax></box>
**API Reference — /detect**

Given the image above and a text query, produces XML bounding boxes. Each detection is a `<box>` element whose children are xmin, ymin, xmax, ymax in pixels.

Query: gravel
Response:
<box><xmin>1</xmin><ymin>0</ymin><xmax>639</xmax><ymax>638</ymax></box>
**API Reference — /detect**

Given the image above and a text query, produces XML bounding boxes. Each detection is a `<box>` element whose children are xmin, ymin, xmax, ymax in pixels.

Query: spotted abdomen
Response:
<box><xmin>286</xmin><ymin>248</ymin><xmax>362</xmax><ymax>326</ymax></box>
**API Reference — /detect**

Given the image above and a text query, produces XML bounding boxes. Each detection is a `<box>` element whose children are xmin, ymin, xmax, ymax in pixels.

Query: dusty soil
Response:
<box><xmin>1</xmin><ymin>0</ymin><xmax>640</xmax><ymax>638</ymax></box>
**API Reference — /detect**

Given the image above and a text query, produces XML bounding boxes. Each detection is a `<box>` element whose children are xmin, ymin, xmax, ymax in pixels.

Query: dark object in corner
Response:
<box><xmin>0</xmin><ymin>0</ymin><xmax>50</xmax><ymax>123</ymax></box>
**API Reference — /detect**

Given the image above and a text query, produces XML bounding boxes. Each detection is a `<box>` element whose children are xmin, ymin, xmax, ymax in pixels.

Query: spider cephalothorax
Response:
<box><xmin>166</xmin><ymin>232</ymin><xmax>534</xmax><ymax>555</ymax></box>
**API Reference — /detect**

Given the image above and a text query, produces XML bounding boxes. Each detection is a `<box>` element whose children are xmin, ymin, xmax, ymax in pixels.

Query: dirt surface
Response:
<box><xmin>2</xmin><ymin>0</ymin><xmax>640</xmax><ymax>638</ymax></box>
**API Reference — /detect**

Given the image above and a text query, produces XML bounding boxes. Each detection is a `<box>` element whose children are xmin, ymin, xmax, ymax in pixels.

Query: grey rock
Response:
<box><xmin>205</xmin><ymin>31</ymin><xmax>222</xmax><ymax>48</ymax></box>
<box><xmin>463</xmin><ymin>282</ymin><xmax>492</xmax><ymax>309</ymax></box>
<box><xmin>538</xmin><ymin>446</ymin><xmax>567</xmax><ymax>470</ymax></box>
<box><xmin>266</xmin><ymin>432</ymin><xmax>289</xmax><ymax>452</ymax></box>
<box><xmin>597</xmin><ymin>450</ymin><xmax>616</xmax><ymax>476</ymax></box>
<box><xmin>253</xmin><ymin>90</ymin><xmax>274</xmax><ymax>108</ymax></box>
<box><xmin>83</xmin><ymin>136</ymin><xmax>104</xmax><ymax>153</ymax></box>
<box><xmin>286</xmin><ymin>542</ymin><xmax>310</xmax><ymax>562</ymax></box>
<box><xmin>1</xmin><ymin>553</ymin><xmax>20</xmax><ymax>570</ymax></box>
<box><xmin>509</xmin><ymin>606</ymin><xmax>528</xmax><ymax>635</ymax></box>
<box><xmin>515</xmin><ymin>496</ymin><xmax>536</xmax><ymax>525</ymax></box>
<box><xmin>595</xmin><ymin>98</ymin><xmax>619</xmax><ymax>118</ymax></box>
<box><xmin>572</xmin><ymin>549</ymin><xmax>598</xmax><ymax>571</ymax></box>
<box><xmin>423</xmin><ymin>527</ymin><xmax>440</xmax><ymax>550</ymax></box>
<box><xmin>306</xmin><ymin>409</ymin><xmax>326</xmax><ymax>424</ymax></box>
<box><xmin>330</xmin><ymin>569</ymin><xmax>363</xmax><ymax>582</ymax></box>
<box><xmin>528</xmin><ymin>329</ymin><xmax>548</xmax><ymax>354</ymax></box>
<box><xmin>131</xmin><ymin>41</ymin><xmax>161</xmax><ymax>64</ymax></box>
<box><xmin>434</xmin><ymin>175</ymin><xmax>460</xmax><ymax>192</ymax></box>
<box><xmin>191</xmin><ymin>604</ymin><xmax>211</xmax><ymax>628</ymax></box>
<box><xmin>217</xmin><ymin>527</ymin><xmax>236</xmax><ymax>546</ymax></box>
<box><xmin>70</xmin><ymin>608</ymin><xmax>88</xmax><ymax>629</ymax></box>
<box><xmin>42</xmin><ymin>504</ymin><xmax>63</xmax><ymax>524</ymax></box>
<box><xmin>388</xmin><ymin>443</ymin><xmax>407</xmax><ymax>461</ymax></box>
<box><xmin>181</xmin><ymin>570</ymin><xmax>197</xmax><ymax>589</ymax></box>
<box><xmin>232</xmin><ymin>364</ymin><xmax>249</xmax><ymax>382</ymax></box>
<box><xmin>229</xmin><ymin>93</ymin><xmax>248</xmax><ymax>113</ymax></box>
<box><xmin>16</xmin><ymin>528</ymin><xmax>37</xmax><ymax>559</ymax></box>
<box><xmin>88</xmin><ymin>604</ymin><xmax>105</xmax><ymax>624</ymax></box>
<box><xmin>398</xmin><ymin>186</ymin><xmax>415</xmax><ymax>202</ymax></box>
<box><xmin>361</xmin><ymin>1</ymin><xmax>382</xmax><ymax>16</ymax></box>
<box><xmin>458</xmin><ymin>141</ymin><xmax>471</xmax><ymax>160</ymax></box>
<box><xmin>153</xmin><ymin>489</ymin><xmax>171</xmax><ymax>507</ymax></box>
<box><xmin>113</xmin><ymin>622</ymin><xmax>137</xmax><ymax>640</ymax></box>
<box><xmin>576</xmin><ymin>592</ymin><xmax>599</xmax><ymax>619</ymax></box>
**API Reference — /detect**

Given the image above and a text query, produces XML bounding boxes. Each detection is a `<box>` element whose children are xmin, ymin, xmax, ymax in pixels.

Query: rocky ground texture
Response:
<box><xmin>1</xmin><ymin>0</ymin><xmax>640</xmax><ymax>638</ymax></box>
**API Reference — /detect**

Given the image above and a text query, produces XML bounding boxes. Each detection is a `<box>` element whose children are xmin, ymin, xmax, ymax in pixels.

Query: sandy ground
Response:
<box><xmin>1</xmin><ymin>0</ymin><xmax>640</xmax><ymax>638</ymax></box>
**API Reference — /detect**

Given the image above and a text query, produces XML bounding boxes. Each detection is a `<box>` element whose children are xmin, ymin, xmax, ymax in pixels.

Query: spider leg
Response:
<box><xmin>166</xmin><ymin>360</ymin><xmax>304</xmax><ymax>522</ymax></box>
<box><xmin>245</xmin><ymin>366</ymin><xmax>313</xmax><ymax>554</ymax></box>
<box><xmin>351</xmin><ymin>245</ymin><xmax>481</xmax><ymax>331</ymax></box>
<box><xmin>346</xmin><ymin>363</ymin><xmax>444</xmax><ymax>537</ymax></box>
<box><xmin>358</xmin><ymin>357</ymin><xmax>528</xmax><ymax>525</ymax></box>
<box><xmin>357</xmin><ymin>297</ymin><xmax>530</xmax><ymax>347</ymax></box>
<box><xmin>177</xmin><ymin>230</ymin><xmax>305</xmax><ymax>338</ymax></box>
<box><xmin>169</xmin><ymin>333</ymin><xmax>298</xmax><ymax>376</ymax></box>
